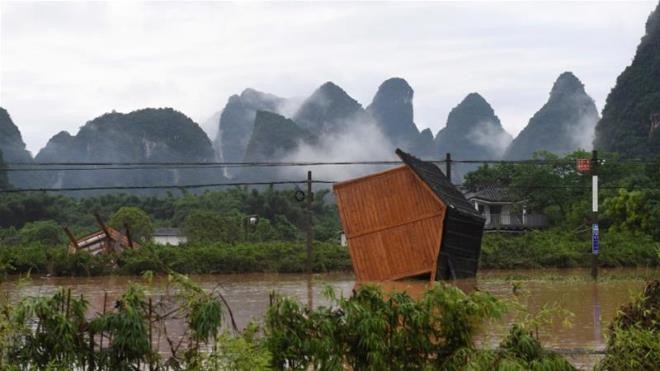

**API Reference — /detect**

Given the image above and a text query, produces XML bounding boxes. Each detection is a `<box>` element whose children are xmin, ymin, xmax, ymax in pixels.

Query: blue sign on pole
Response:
<box><xmin>592</xmin><ymin>224</ymin><xmax>599</xmax><ymax>255</ymax></box>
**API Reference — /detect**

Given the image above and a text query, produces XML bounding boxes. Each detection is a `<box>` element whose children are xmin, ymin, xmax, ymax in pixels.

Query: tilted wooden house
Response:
<box><xmin>66</xmin><ymin>215</ymin><xmax>140</xmax><ymax>255</ymax></box>
<box><xmin>333</xmin><ymin>149</ymin><xmax>485</xmax><ymax>282</ymax></box>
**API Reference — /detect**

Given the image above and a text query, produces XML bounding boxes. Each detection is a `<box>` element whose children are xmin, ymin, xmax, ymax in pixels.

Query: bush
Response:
<box><xmin>0</xmin><ymin>273</ymin><xmax>269</xmax><ymax>370</ymax></box>
<box><xmin>265</xmin><ymin>283</ymin><xmax>506</xmax><ymax>370</ymax></box>
<box><xmin>596</xmin><ymin>280</ymin><xmax>660</xmax><ymax>370</ymax></box>
<box><xmin>0</xmin><ymin>244</ymin><xmax>114</xmax><ymax>277</ymax></box>
<box><xmin>115</xmin><ymin>241</ymin><xmax>351</xmax><ymax>275</ymax></box>
<box><xmin>264</xmin><ymin>283</ymin><xmax>577</xmax><ymax>370</ymax></box>
<box><xmin>183</xmin><ymin>211</ymin><xmax>242</xmax><ymax>244</ymax></box>
<box><xmin>480</xmin><ymin>229</ymin><xmax>659</xmax><ymax>269</ymax></box>
<box><xmin>19</xmin><ymin>220</ymin><xmax>63</xmax><ymax>245</ymax></box>
<box><xmin>51</xmin><ymin>248</ymin><xmax>114</xmax><ymax>276</ymax></box>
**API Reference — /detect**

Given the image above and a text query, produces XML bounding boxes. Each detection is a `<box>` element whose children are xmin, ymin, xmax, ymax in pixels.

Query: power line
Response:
<box><xmin>3</xmin><ymin>158</ymin><xmax>656</xmax><ymax>172</ymax></box>
<box><xmin>458</xmin><ymin>185</ymin><xmax>660</xmax><ymax>191</ymax></box>
<box><xmin>2</xmin><ymin>159</ymin><xmax>644</xmax><ymax>166</ymax></box>
<box><xmin>5</xmin><ymin>160</ymin><xmax>406</xmax><ymax>167</ymax></box>
<box><xmin>1</xmin><ymin>182</ymin><xmax>657</xmax><ymax>194</ymax></box>
<box><xmin>0</xmin><ymin>180</ymin><xmax>335</xmax><ymax>193</ymax></box>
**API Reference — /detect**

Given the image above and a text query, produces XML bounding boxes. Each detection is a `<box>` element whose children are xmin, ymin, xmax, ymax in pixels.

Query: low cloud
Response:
<box><xmin>466</xmin><ymin>120</ymin><xmax>513</xmax><ymax>159</ymax></box>
<box><xmin>568</xmin><ymin>111</ymin><xmax>599</xmax><ymax>151</ymax></box>
<box><xmin>280</xmin><ymin>116</ymin><xmax>397</xmax><ymax>183</ymax></box>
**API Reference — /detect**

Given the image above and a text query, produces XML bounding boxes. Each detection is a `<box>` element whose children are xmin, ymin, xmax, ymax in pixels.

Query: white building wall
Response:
<box><xmin>153</xmin><ymin>236</ymin><xmax>188</xmax><ymax>246</ymax></box>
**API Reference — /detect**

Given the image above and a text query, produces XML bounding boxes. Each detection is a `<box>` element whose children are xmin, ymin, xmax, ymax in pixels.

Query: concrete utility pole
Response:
<box><xmin>306</xmin><ymin>171</ymin><xmax>314</xmax><ymax>274</ymax></box>
<box><xmin>591</xmin><ymin>150</ymin><xmax>599</xmax><ymax>280</ymax></box>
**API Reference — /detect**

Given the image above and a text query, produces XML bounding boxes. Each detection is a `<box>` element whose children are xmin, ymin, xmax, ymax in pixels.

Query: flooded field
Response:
<box><xmin>1</xmin><ymin>267</ymin><xmax>657</xmax><ymax>369</ymax></box>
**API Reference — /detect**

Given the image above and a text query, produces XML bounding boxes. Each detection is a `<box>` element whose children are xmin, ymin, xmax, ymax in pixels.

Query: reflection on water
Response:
<box><xmin>1</xmin><ymin>268</ymin><xmax>656</xmax><ymax>369</ymax></box>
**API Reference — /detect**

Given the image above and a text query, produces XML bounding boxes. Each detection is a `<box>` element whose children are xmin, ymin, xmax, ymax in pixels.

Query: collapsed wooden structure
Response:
<box><xmin>333</xmin><ymin>149</ymin><xmax>485</xmax><ymax>282</ymax></box>
<box><xmin>65</xmin><ymin>214</ymin><xmax>140</xmax><ymax>255</ymax></box>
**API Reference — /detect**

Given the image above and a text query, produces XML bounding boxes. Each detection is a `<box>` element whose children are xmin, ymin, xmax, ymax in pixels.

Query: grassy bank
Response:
<box><xmin>0</xmin><ymin>241</ymin><xmax>351</xmax><ymax>277</ymax></box>
<box><xmin>0</xmin><ymin>230</ymin><xmax>657</xmax><ymax>277</ymax></box>
<box><xmin>480</xmin><ymin>230</ymin><xmax>659</xmax><ymax>269</ymax></box>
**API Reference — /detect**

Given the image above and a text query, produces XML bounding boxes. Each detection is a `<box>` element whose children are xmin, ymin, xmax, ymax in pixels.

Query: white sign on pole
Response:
<box><xmin>592</xmin><ymin>175</ymin><xmax>598</xmax><ymax>213</ymax></box>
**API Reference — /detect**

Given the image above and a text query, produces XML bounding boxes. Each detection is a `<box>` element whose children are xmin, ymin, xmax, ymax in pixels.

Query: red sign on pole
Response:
<box><xmin>577</xmin><ymin>159</ymin><xmax>591</xmax><ymax>173</ymax></box>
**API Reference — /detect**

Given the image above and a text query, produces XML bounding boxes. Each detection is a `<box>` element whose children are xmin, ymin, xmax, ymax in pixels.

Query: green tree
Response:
<box><xmin>108</xmin><ymin>207</ymin><xmax>153</xmax><ymax>243</ymax></box>
<box><xmin>603</xmin><ymin>189</ymin><xmax>660</xmax><ymax>239</ymax></box>
<box><xmin>464</xmin><ymin>150</ymin><xmax>657</xmax><ymax>230</ymax></box>
<box><xmin>183</xmin><ymin>210</ymin><xmax>241</xmax><ymax>244</ymax></box>
<box><xmin>19</xmin><ymin>220</ymin><xmax>63</xmax><ymax>245</ymax></box>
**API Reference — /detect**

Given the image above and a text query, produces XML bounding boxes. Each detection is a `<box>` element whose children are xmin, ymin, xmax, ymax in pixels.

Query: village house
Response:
<box><xmin>152</xmin><ymin>228</ymin><xmax>188</xmax><ymax>246</ymax></box>
<box><xmin>464</xmin><ymin>187</ymin><xmax>548</xmax><ymax>231</ymax></box>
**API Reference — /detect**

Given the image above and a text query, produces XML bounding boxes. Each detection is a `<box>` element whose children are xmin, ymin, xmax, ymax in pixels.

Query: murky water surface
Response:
<box><xmin>1</xmin><ymin>268</ymin><xmax>657</xmax><ymax>369</ymax></box>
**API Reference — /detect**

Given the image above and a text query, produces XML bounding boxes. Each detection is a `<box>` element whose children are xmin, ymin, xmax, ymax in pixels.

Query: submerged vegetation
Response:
<box><xmin>0</xmin><ymin>273</ymin><xmax>272</xmax><ymax>370</ymax></box>
<box><xmin>0</xmin><ymin>241</ymin><xmax>351</xmax><ymax>277</ymax></box>
<box><xmin>5</xmin><ymin>275</ymin><xmax>656</xmax><ymax>370</ymax></box>
<box><xmin>265</xmin><ymin>284</ymin><xmax>577</xmax><ymax>371</ymax></box>
<box><xmin>0</xmin><ymin>272</ymin><xmax>588</xmax><ymax>370</ymax></box>
<box><xmin>0</xmin><ymin>229</ymin><xmax>656</xmax><ymax>278</ymax></box>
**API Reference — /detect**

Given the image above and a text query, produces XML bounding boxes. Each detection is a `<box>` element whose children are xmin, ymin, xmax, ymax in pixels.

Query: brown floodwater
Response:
<box><xmin>1</xmin><ymin>267</ymin><xmax>657</xmax><ymax>369</ymax></box>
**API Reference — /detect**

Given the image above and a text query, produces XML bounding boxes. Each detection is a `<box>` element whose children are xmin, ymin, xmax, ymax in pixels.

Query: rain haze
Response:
<box><xmin>0</xmin><ymin>0</ymin><xmax>657</xmax><ymax>155</ymax></box>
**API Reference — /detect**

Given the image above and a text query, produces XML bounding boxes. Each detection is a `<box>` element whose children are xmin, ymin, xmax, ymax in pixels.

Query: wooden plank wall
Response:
<box><xmin>334</xmin><ymin>166</ymin><xmax>446</xmax><ymax>282</ymax></box>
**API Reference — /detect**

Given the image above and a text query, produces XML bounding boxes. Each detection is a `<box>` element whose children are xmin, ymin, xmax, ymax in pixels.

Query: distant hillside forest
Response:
<box><xmin>0</xmin><ymin>150</ymin><xmax>658</xmax><ymax>277</ymax></box>
<box><xmin>0</xmin><ymin>186</ymin><xmax>341</xmax><ymax>245</ymax></box>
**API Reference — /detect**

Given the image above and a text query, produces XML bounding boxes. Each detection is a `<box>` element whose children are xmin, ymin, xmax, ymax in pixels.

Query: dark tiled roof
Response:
<box><xmin>396</xmin><ymin>149</ymin><xmax>483</xmax><ymax>220</ymax></box>
<box><xmin>153</xmin><ymin>228</ymin><xmax>182</xmax><ymax>237</ymax></box>
<box><xmin>464</xmin><ymin>187</ymin><xmax>515</xmax><ymax>203</ymax></box>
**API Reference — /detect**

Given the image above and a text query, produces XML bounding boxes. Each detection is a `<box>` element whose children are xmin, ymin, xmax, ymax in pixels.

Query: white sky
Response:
<box><xmin>0</xmin><ymin>0</ymin><xmax>657</xmax><ymax>155</ymax></box>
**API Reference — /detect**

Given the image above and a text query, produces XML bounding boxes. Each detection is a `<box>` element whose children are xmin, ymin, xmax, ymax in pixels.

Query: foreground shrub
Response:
<box><xmin>0</xmin><ymin>273</ymin><xmax>270</xmax><ymax>370</ymax></box>
<box><xmin>596</xmin><ymin>280</ymin><xmax>660</xmax><ymax>370</ymax></box>
<box><xmin>265</xmin><ymin>283</ymin><xmax>574</xmax><ymax>370</ymax></box>
<box><xmin>459</xmin><ymin>324</ymin><xmax>576</xmax><ymax>370</ymax></box>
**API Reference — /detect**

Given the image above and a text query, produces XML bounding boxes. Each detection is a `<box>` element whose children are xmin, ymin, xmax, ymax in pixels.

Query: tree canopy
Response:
<box><xmin>464</xmin><ymin>150</ymin><xmax>660</xmax><ymax>239</ymax></box>
<box><xmin>108</xmin><ymin>206</ymin><xmax>154</xmax><ymax>243</ymax></box>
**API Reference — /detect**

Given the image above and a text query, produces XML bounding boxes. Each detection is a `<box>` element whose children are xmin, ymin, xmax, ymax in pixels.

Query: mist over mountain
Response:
<box><xmin>244</xmin><ymin>110</ymin><xmax>317</xmax><ymax>163</ymax></box>
<box><xmin>435</xmin><ymin>93</ymin><xmax>512</xmax><ymax>160</ymax></box>
<box><xmin>293</xmin><ymin>82</ymin><xmax>365</xmax><ymax>135</ymax></box>
<box><xmin>0</xmin><ymin>107</ymin><xmax>36</xmax><ymax>187</ymax></box>
<box><xmin>505</xmin><ymin>72</ymin><xmax>599</xmax><ymax>160</ymax></box>
<box><xmin>242</xmin><ymin>80</ymin><xmax>410</xmax><ymax>183</ymax></box>
<box><xmin>214</xmin><ymin>89</ymin><xmax>286</xmax><ymax>169</ymax></box>
<box><xmin>241</xmin><ymin>110</ymin><xmax>317</xmax><ymax>181</ymax></box>
<box><xmin>36</xmin><ymin>108</ymin><xmax>223</xmax><ymax>191</ymax></box>
<box><xmin>202</xmin><ymin>110</ymin><xmax>222</xmax><ymax>145</ymax></box>
<box><xmin>594</xmin><ymin>3</ymin><xmax>660</xmax><ymax>158</ymax></box>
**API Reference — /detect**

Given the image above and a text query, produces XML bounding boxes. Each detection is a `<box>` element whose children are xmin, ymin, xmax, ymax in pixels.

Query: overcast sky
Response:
<box><xmin>0</xmin><ymin>1</ymin><xmax>657</xmax><ymax>155</ymax></box>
